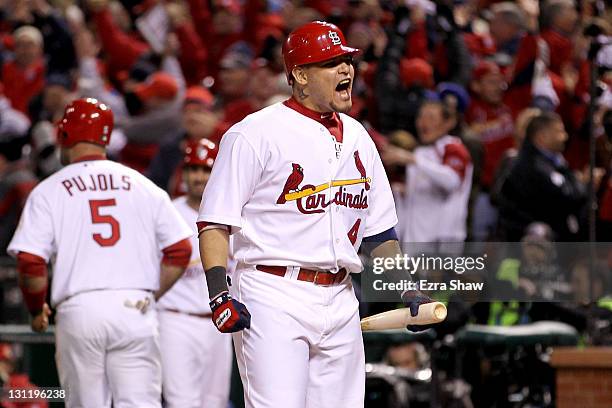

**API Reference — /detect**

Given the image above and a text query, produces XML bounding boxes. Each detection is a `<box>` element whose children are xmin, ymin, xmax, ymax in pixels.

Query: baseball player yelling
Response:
<box><xmin>8</xmin><ymin>98</ymin><xmax>193</xmax><ymax>408</ymax></box>
<box><xmin>157</xmin><ymin>139</ymin><xmax>232</xmax><ymax>408</ymax></box>
<box><xmin>197</xmin><ymin>21</ymin><xmax>433</xmax><ymax>408</ymax></box>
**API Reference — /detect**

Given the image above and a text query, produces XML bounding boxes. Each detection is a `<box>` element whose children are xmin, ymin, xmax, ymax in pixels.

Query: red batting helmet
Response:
<box><xmin>57</xmin><ymin>98</ymin><xmax>113</xmax><ymax>148</ymax></box>
<box><xmin>184</xmin><ymin>138</ymin><xmax>218</xmax><ymax>169</ymax></box>
<box><xmin>282</xmin><ymin>21</ymin><xmax>359</xmax><ymax>83</ymax></box>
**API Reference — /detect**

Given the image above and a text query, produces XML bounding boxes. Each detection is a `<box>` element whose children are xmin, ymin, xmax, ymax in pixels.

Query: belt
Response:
<box><xmin>159</xmin><ymin>308</ymin><xmax>212</xmax><ymax>319</ymax></box>
<box><xmin>255</xmin><ymin>265</ymin><xmax>348</xmax><ymax>286</ymax></box>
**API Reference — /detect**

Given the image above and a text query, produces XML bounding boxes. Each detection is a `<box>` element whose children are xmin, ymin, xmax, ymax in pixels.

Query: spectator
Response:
<box><xmin>383</xmin><ymin>100</ymin><xmax>473</xmax><ymax>243</ymax></box>
<box><xmin>496</xmin><ymin>222</ymin><xmax>565</xmax><ymax>302</ymax></box>
<box><xmin>72</xmin><ymin>25</ymin><xmax>128</xmax><ymax>119</ymax></box>
<box><xmin>466</xmin><ymin>61</ymin><xmax>516</xmax><ymax>241</ymax></box>
<box><xmin>216</xmin><ymin>42</ymin><xmax>253</xmax><ymax>107</ymax></box>
<box><xmin>597</xmin><ymin>109</ymin><xmax>612</xmax><ymax>241</ymax></box>
<box><xmin>1</xmin><ymin>0</ymin><xmax>76</xmax><ymax>72</ymax></box>
<box><xmin>1</xmin><ymin>26</ymin><xmax>46</xmax><ymax>114</ymax></box>
<box><xmin>28</xmin><ymin>0</ymin><xmax>77</xmax><ymax>75</ymax></box>
<box><xmin>187</xmin><ymin>0</ymin><xmax>262</xmax><ymax>78</ymax></box>
<box><xmin>0</xmin><ymin>93</ymin><xmax>30</xmax><ymax>141</ymax></box>
<box><xmin>28</xmin><ymin>72</ymin><xmax>75</xmax><ymax>124</ymax></box>
<box><xmin>540</xmin><ymin>0</ymin><xmax>579</xmax><ymax>76</ymax></box>
<box><xmin>165</xmin><ymin>1</ymin><xmax>209</xmax><ymax>85</ymax></box>
<box><xmin>222</xmin><ymin>58</ymin><xmax>283</xmax><ymax>125</ymax></box>
<box><xmin>498</xmin><ymin>111</ymin><xmax>587</xmax><ymax>241</ymax></box>
<box><xmin>487</xmin><ymin>2</ymin><xmax>528</xmax><ymax>69</ymax></box>
<box><xmin>376</xmin><ymin>23</ymin><xmax>434</xmax><ymax>135</ymax></box>
<box><xmin>0</xmin><ymin>137</ymin><xmax>37</xmax><ymax>256</ymax></box>
<box><xmin>29</xmin><ymin>121</ymin><xmax>62</xmax><ymax>179</ymax></box>
<box><xmin>87</xmin><ymin>0</ymin><xmax>149</xmax><ymax>78</ymax></box>
<box><xmin>148</xmin><ymin>86</ymin><xmax>228</xmax><ymax>195</ymax></box>
<box><xmin>117</xmin><ymin>57</ymin><xmax>186</xmax><ymax>172</ymax></box>
<box><xmin>490</xmin><ymin>107</ymin><xmax>542</xmax><ymax>229</ymax></box>
<box><xmin>437</xmin><ymin>81</ymin><xmax>484</xmax><ymax>241</ymax></box>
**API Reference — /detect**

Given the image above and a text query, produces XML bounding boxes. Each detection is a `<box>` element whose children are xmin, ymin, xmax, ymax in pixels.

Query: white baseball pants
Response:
<box><xmin>158</xmin><ymin>310</ymin><xmax>232</xmax><ymax>408</ymax></box>
<box><xmin>54</xmin><ymin>289</ymin><xmax>162</xmax><ymax>408</ymax></box>
<box><xmin>231</xmin><ymin>265</ymin><xmax>365</xmax><ymax>408</ymax></box>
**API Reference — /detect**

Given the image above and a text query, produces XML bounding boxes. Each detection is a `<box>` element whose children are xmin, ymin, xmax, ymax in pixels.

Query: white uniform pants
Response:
<box><xmin>232</xmin><ymin>266</ymin><xmax>365</xmax><ymax>408</ymax></box>
<box><xmin>158</xmin><ymin>310</ymin><xmax>232</xmax><ymax>408</ymax></box>
<box><xmin>54</xmin><ymin>290</ymin><xmax>161</xmax><ymax>408</ymax></box>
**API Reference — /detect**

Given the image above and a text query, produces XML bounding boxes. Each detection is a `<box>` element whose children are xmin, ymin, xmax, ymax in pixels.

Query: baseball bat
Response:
<box><xmin>360</xmin><ymin>302</ymin><xmax>447</xmax><ymax>331</ymax></box>
<box><xmin>284</xmin><ymin>177</ymin><xmax>372</xmax><ymax>201</ymax></box>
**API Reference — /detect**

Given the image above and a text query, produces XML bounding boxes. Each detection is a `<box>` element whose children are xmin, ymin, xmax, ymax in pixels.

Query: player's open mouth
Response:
<box><xmin>335</xmin><ymin>79</ymin><xmax>351</xmax><ymax>101</ymax></box>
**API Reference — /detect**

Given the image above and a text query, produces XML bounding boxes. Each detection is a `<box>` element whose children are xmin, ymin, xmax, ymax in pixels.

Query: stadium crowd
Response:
<box><xmin>0</xmin><ymin>0</ymin><xmax>611</xmax><ymax>405</ymax></box>
<box><xmin>0</xmin><ymin>0</ymin><xmax>611</xmax><ymax>254</ymax></box>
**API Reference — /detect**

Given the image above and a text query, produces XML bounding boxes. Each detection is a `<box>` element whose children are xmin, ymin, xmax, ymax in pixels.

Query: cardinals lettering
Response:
<box><xmin>276</xmin><ymin>151</ymin><xmax>370</xmax><ymax>214</ymax></box>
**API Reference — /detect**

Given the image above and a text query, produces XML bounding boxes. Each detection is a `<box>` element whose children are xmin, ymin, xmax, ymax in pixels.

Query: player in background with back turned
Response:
<box><xmin>8</xmin><ymin>98</ymin><xmax>192</xmax><ymax>408</ymax></box>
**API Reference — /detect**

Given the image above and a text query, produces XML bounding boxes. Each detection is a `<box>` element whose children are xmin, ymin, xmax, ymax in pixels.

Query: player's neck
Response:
<box><xmin>69</xmin><ymin>143</ymin><xmax>106</xmax><ymax>163</ymax></box>
<box><xmin>285</xmin><ymin>97</ymin><xmax>336</xmax><ymax>122</ymax></box>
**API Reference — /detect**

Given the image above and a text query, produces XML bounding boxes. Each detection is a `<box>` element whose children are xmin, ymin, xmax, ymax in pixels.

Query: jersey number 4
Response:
<box><xmin>347</xmin><ymin>219</ymin><xmax>362</xmax><ymax>245</ymax></box>
<box><xmin>89</xmin><ymin>199</ymin><xmax>120</xmax><ymax>247</ymax></box>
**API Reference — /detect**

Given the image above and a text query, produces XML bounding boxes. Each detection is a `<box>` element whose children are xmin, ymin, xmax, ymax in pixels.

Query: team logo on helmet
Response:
<box><xmin>328</xmin><ymin>31</ymin><xmax>341</xmax><ymax>46</ymax></box>
<box><xmin>197</xmin><ymin>145</ymin><xmax>209</xmax><ymax>160</ymax></box>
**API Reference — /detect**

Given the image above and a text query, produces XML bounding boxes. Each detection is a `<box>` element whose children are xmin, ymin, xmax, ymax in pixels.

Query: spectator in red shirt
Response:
<box><xmin>1</xmin><ymin>26</ymin><xmax>45</xmax><ymax>114</ymax></box>
<box><xmin>87</xmin><ymin>0</ymin><xmax>149</xmax><ymax>79</ymax></box>
<box><xmin>466</xmin><ymin>61</ymin><xmax>516</xmax><ymax>240</ymax></box>
<box><xmin>540</xmin><ymin>0</ymin><xmax>579</xmax><ymax>76</ymax></box>
<box><xmin>467</xmin><ymin>61</ymin><xmax>516</xmax><ymax>186</ymax></box>
<box><xmin>223</xmin><ymin>58</ymin><xmax>286</xmax><ymax>125</ymax></box>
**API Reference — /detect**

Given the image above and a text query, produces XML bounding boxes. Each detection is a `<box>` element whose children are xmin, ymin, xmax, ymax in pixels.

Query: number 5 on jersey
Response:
<box><xmin>89</xmin><ymin>199</ymin><xmax>120</xmax><ymax>246</ymax></box>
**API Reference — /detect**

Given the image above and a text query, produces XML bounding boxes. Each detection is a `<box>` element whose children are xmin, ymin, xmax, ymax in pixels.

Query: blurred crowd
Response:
<box><xmin>0</xmin><ymin>0</ymin><xmax>610</xmax><ymax>258</ymax></box>
<box><xmin>0</xmin><ymin>0</ymin><xmax>611</xmax><ymax>259</ymax></box>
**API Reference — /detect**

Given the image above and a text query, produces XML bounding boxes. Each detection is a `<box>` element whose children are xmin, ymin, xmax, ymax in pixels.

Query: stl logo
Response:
<box><xmin>197</xmin><ymin>146</ymin><xmax>209</xmax><ymax>160</ymax></box>
<box><xmin>328</xmin><ymin>31</ymin><xmax>341</xmax><ymax>46</ymax></box>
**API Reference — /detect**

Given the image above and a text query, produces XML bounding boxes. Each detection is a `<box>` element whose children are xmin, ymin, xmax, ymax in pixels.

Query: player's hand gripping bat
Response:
<box><xmin>360</xmin><ymin>302</ymin><xmax>447</xmax><ymax>331</ymax></box>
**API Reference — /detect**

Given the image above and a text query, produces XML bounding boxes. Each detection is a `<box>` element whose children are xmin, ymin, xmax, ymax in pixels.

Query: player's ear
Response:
<box><xmin>292</xmin><ymin>66</ymin><xmax>308</xmax><ymax>86</ymax></box>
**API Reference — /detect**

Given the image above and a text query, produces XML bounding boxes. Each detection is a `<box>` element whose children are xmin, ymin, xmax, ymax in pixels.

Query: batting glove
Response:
<box><xmin>401</xmin><ymin>290</ymin><xmax>434</xmax><ymax>332</ymax></box>
<box><xmin>210</xmin><ymin>292</ymin><xmax>251</xmax><ymax>333</ymax></box>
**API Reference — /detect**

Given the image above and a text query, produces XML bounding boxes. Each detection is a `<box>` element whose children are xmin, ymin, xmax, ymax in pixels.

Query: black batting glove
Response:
<box><xmin>401</xmin><ymin>290</ymin><xmax>434</xmax><ymax>332</ymax></box>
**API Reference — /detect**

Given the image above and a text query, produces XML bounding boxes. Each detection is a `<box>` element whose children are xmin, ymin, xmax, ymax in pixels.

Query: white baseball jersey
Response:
<box><xmin>198</xmin><ymin>101</ymin><xmax>398</xmax><ymax>273</ymax></box>
<box><xmin>157</xmin><ymin>196</ymin><xmax>210</xmax><ymax>314</ymax></box>
<box><xmin>8</xmin><ymin>157</ymin><xmax>192</xmax><ymax>306</ymax></box>
<box><xmin>398</xmin><ymin>135</ymin><xmax>473</xmax><ymax>242</ymax></box>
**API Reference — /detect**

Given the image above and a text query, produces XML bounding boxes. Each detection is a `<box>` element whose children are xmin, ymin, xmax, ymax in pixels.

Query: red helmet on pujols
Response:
<box><xmin>282</xmin><ymin>21</ymin><xmax>359</xmax><ymax>83</ymax></box>
<box><xmin>184</xmin><ymin>138</ymin><xmax>218</xmax><ymax>169</ymax></box>
<box><xmin>57</xmin><ymin>98</ymin><xmax>113</xmax><ymax>148</ymax></box>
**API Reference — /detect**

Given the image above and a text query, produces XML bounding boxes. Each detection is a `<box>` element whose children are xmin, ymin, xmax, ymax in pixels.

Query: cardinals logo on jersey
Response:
<box><xmin>276</xmin><ymin>163</ymin><xmax>304</xmax><ymax>204</ymax></box>
<box><xmin>353</xmin><ymin>151</ymin><xmax>370</xmax><ymax>190</ymax></box>
<box><xmin>276</xmin><ymin>151</ymin><xmax>371</xmax><ymax>214</ymax></box>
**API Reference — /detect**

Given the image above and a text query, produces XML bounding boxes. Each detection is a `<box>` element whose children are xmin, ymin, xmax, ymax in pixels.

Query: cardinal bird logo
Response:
<box><xmin>277</xmin><ymin>163</ymin><xmax>304</xmax><ymax>204</ymax></box>
<box><xmin>353</xmin><ymin>151</ymin><xmax>370</xmax><ymax>190</ymax></box>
